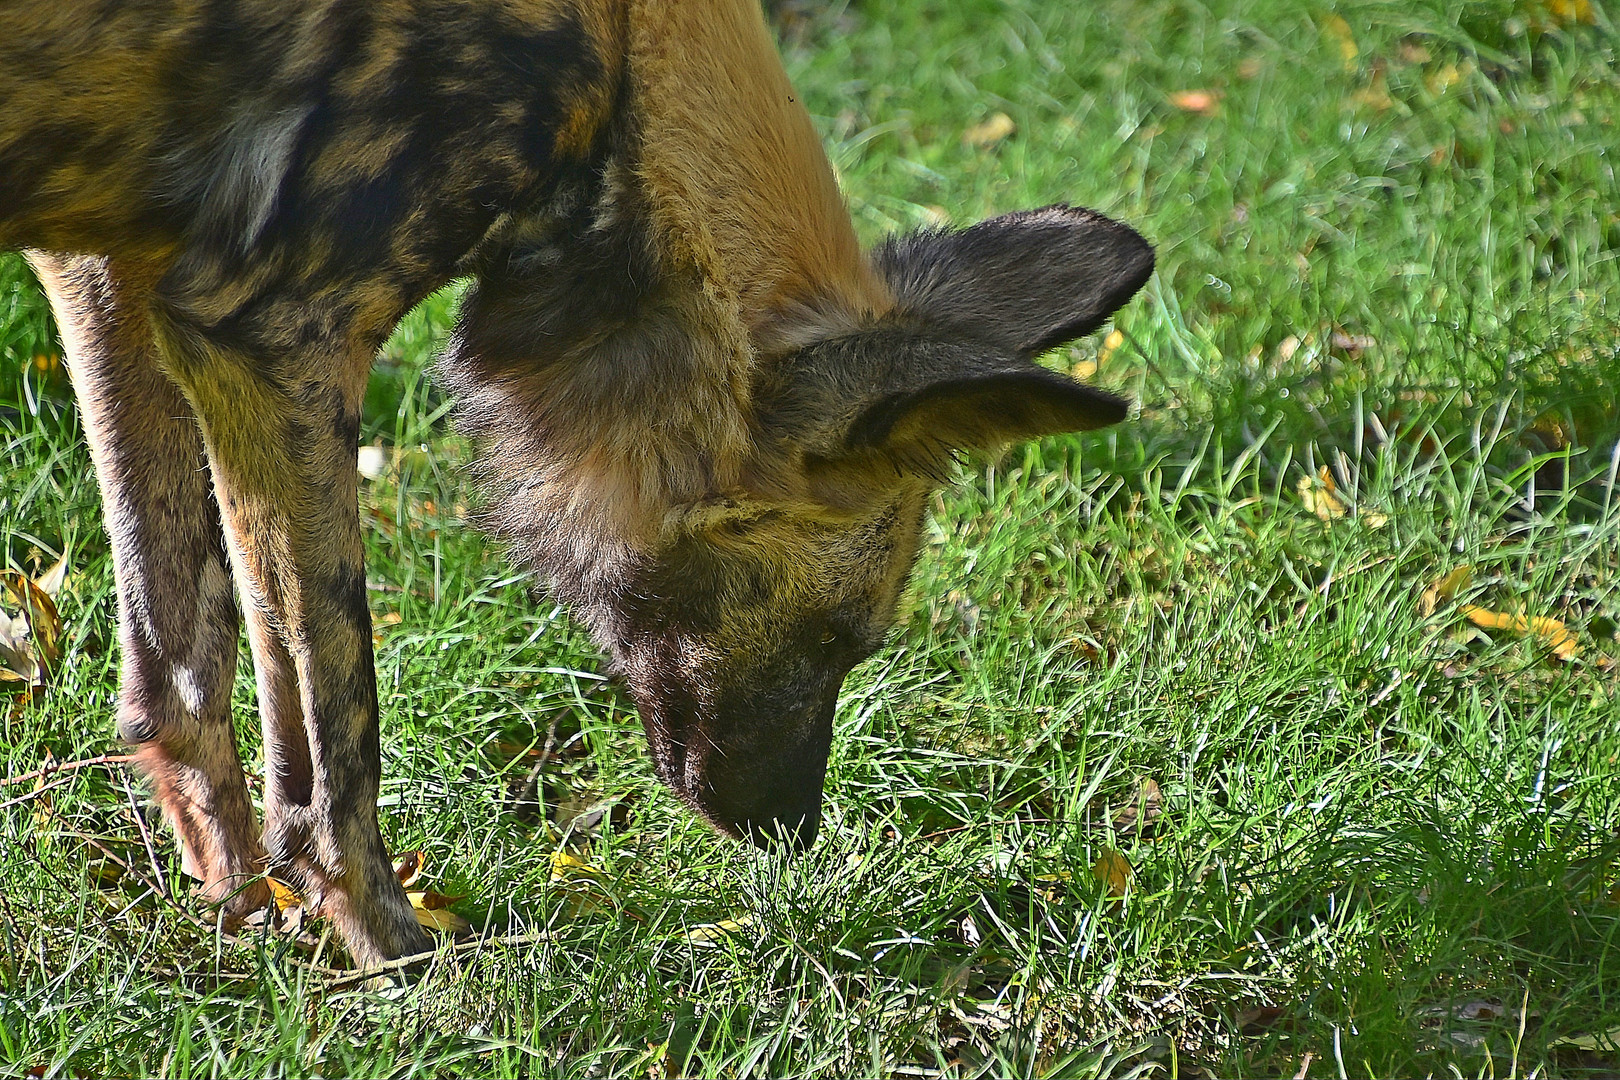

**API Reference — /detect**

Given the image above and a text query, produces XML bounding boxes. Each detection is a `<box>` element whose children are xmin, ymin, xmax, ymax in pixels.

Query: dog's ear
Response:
<box><xmin>754</xmin><ymin>332</ymin><xmax>1128</xmax><ymax>509</ymax></box>
<box><xmin>873</xmin><ymin>203</ymin><xmax>1154</xmax><ymax>357</ymax></box>
<box><xmin>837</xmin><ymin>348</ymin><xmax>1127</xmax><ymax>461</ymax></box>
<box><xmin>750</xmin><ymin>204</ymin><xmax>1150</xmax><ymax>510</ymax></box>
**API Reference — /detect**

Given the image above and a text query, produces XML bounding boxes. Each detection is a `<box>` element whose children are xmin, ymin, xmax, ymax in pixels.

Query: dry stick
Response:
<box><xmin>122</xmin><ymin>771</ymin><xmax>170</xmax><ymax>901</ymax></box>
<box><xmin>0</xmin><ymin>773</ymin><xmax>76</xmax><ymax>812</ymax></box>
<box><xmin>0</xmin><ymin>753</ymin><xmax>135</xmax><ymax>787</ymax></box>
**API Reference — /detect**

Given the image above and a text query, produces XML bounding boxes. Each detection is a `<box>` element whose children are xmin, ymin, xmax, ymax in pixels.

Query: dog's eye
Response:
<box><xmin>819</xmin><ymin>629</ymin><xmax>838</xmax><ymax>647</ymax></box>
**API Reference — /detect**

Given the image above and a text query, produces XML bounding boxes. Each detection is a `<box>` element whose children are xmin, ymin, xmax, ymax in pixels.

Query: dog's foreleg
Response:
<box><xmin>152</xmin><ymin>313</ymin><xmax>430</xmax><ymax>966</ymax></box>
<box><xmin>31</xmin><ymin>253</ymin><xmax>271</xmax><ymax>918</ymax></box>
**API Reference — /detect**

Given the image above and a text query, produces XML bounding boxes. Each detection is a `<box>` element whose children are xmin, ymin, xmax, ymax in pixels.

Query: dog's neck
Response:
<box><xmin>440</xmin><ymin>0</ymin><xmax>891</xmax><ymax>590</ymax></box>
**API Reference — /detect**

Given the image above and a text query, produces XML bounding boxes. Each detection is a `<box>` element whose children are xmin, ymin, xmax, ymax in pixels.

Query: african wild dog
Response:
<box><xmin>2</xmin><ymin>0</ymin><xmax>1153</xmax><ymax>966</ymax></box>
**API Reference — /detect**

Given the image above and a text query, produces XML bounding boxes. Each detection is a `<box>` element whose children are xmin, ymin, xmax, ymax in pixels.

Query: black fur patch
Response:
<box><xmin>874</xmin><ymin>204</ymin><xmax>1154</xmax><ymax>358</ymax></box>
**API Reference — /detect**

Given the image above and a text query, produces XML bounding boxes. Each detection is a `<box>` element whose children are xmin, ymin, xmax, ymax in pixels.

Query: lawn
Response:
<box><xmin>4</xmin><ymin>0</ymin><xmax>1619</xmax><ymax>1075</ymax></box>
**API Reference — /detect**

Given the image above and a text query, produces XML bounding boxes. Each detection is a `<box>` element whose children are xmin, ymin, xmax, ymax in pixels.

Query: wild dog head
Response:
<box><xmin>448</xmin><ymin>204</ymin><xmax>1152</xmax><ymax>847</ymax></box>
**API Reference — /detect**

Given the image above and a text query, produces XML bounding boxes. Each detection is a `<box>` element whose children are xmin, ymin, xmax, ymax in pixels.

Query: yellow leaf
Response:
<box><xmin>268</xmin><ymin>877</ymin><xmax>302</xmax><ymax>913</ymax></box>
<box><xmin>1425</xmin><ymin>62</ymin><xmax>1464</xmax><ymax>95</ymax></box>
<box><xmin>1421</xmin><ymin>566</ymin><xmax>1473</xmax><ymax>615</ymax></box>
<box><xmin>414</xmin><ymin>906</ymin><xmax>472</xmax><ymax>934</ymax></box>
<box><xmin>685</xmin><ymin>914</ymin><xmax>755</xmax><ymax>946</ymax></box>
<box><xmin>407</xmin><ymin>888</ymin><xmax>465</xmax><ymax>911</ymax></box>
<box><xmin>1298</xmin><ymin>467</ymin><xmax>1347</xmax><ymax>521</ymax></box>
<box><xmin>1092</xmin><ymin>847</ymin><xmax>1133</xmax><ymax>898</ymax></box>
<box><xmin>1460</xmin><ymin>604</ymin><xmax>1579</xmax><ymax>660</ymax></box>
<box><xmin>1322</xmin><ymin>14</ymin><xmax>1358</xmax><ymax>68</ymax></box>
<box><xmin>1538</xmin><ymin>0</ymin><xmax>1595</xmax><ymax>25</ymax></box>
<box><xmin>1098</xmin><ymin>328</ymin><xmax>1125</xmax><ymax>366</ymax></box>
<box><xmin>1351</xmin><ymin>71</ymin><xmax>1394</xmax><ymax>112</ymax></box>
<box><xmin>963</xmin><ymin>112</ymin><xmax>1016</xmax><ymax>148</ymax></box>
<box><xmin>1435</xmin><ymin>566</ymin><xmax>1473</xmax><ymax>601</ymax></box>
<box><xmin>549</xmin><ymin>850</ymin><xmax>598</xmax><ymax>880</ymax></box>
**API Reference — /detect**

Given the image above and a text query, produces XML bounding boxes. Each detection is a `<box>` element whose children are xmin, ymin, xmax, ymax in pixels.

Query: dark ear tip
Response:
<box><xmin>1049</xmin><ymin>372</ymin><xmax>1131</xmax><ymax>429</ymax></box>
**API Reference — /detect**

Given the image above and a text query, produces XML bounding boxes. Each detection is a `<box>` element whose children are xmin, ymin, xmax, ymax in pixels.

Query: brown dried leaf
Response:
<box><xmin>0</xmin><ymin>570</ymin><xmax>63</xmax><ymax>686</ymax></box>
<box><xmin>1298</xmin><ymin>467</ymin><xmax>1348</xmax><ymax>521</ymax></box>
<box><xmin>393</xmin><ymin>849</ymin><xmax>425</xmax><ymax>888</ymax></box>
<box><xmin>1092</xmin><ymin>847</ymin><xmax>1133</xmax><ymax>898</ymax></box>
<box><xmin>1112</xmin><ymin>777</ymin><xmax>1165</xmax><ymax>837</ymax></box>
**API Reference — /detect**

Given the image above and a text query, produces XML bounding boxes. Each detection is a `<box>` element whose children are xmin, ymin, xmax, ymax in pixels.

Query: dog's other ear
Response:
<box><xmin>757</xmin><ymin>333</ymin><xmax>1128</xmax><ymax>509</ymax></box>
<box><xmin>839</xmin><ymin>347</ymin><xmax>1127</xmax><ymax>461</ymax></box>
<box><xmin>873</xmin><ymin>203</ymin><xmax>1154</xmax><ymax>357</ymax></box>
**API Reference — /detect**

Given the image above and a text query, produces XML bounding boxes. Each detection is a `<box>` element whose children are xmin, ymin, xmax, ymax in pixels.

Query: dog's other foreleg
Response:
<box><xmin>152</xmin><ymin>317</ymin><xmax>430</xmax><ymax>966</ymax></box>
<box><xmin>30</xmin><ymin>253</ymin><xmax>270</xmax><ymax>917</ymax></box>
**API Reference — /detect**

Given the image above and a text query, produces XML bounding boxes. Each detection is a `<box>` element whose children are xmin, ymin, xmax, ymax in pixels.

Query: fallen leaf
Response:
<box><xmin>1350</xmin><ymin>71</ymin><xmax>1394</xmax><ymax>112</ymax></box>
<box><xmin>1400</xmin><ymin>41</ymin><xmax>1432</xmax><ymax>64</ymax></box>
<box><xmin>0</xmin><ymin>570</ymin><xmax>63</xmax><ymax>686</ymax></box>
<box><xmin>1551</xmin><ymin>1027</ymin><xmax>1620</xmax><ymax>1052</ymax></box>
<box><xmin>268</xmin><ymin>877</ymin><xmax>302</xmax><ymax>913</ymax></box>
<box><xmin>1460</xmin><ymin>604</ymin><xmax>1579</xmax><ymax>660</ymax></box>
<box><xmin>1098</xmin><ymin>328</ymin><xmax>1125</xmax><ymax>366</ymax></box>
<box><xmin>1092</xmin><ymin>847</ymin><xmax>1133</xmax><ymax>898</ymax></box>
<box><xmin>393</xmin><ymin>849</ymin><xmax>425</xmax><ymax>889</ymax></box>
<box><xmin>1425</xmin><ymin>62</ymin><xmax>1465</xmax><ymax>95</ymax></box>
<box><xmin>1322</xmin><ymin>14</ymin><xmax>1358</xmax><ymax>69</ymax></box>
<box><xmin>36</xmin><ymin>554</ymin><xmax>68</xmax><ymax>598</ymax></box>
<box><xmin>1330</xmin><ymin>330</ymin><xmax>1376</xmax><ymax>355</ymax></box>
<box><xmin>407</xmin><ymin>888</ymin><xmax>466</xmax><ymax>911</ymax></box>
<box><xmin>1420</xmin><ymin>566</ymin><xmax>1473</xmax><ymax>616</ymax></box>
<box><xmin>1535</xmin><ymin>0</ymin><xmax>1595</xmax><ymax>26</ymax></box>
<box><xmin>963</xmin><ymin>112</ymin><xmax>1016</xmax><ymax>148</ymax></box>
<box><xmin>1112</xmin><ymin>777</ymin><xmax>1165</xmax><ymax>837</ymax></box>
<box><xmin>685</xmin><ymin>914</ymin><xmax>755</xmax><ymax>946</ymax></box>
<box><xmin>1298</xmin><ymin>467</ymin><xmax>1348</xmax><ymax>521</ymax></box>
<box><xmin>1168</xmin><ymin>89</ymin><xmax>1221</xmax><ymax>115</ymax></box>
<box><xmin>414</xmin><ymin>906</ymin><xmax>472</xmax><ymax>934</ymax></box>
<box><xmin>548</xmin><ymin>849</ymin><xmax>598</xmax><ymax>881</ymax></box>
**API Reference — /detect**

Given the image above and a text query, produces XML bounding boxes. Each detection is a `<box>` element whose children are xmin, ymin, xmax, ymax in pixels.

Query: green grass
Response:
<box><xmin>4</xmin><ymin>0</ymin><xmax>1620</xmax><ymax>1075</ymax></box>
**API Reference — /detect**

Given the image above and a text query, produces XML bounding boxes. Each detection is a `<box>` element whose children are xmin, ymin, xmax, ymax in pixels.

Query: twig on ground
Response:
<box><xmin>122</xmin><ymin>771</ymin><xmax>169</xmax><ymax>900</ymax></box>
<box><xmin>0</xmin><ymin>753</ymin><xmax>135</xmax><ymax>788</ymax></box>
<box><xmin>0</xmin><ymin>773</ymin><xmax>75</xmax><ymax>812</ymax></box>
